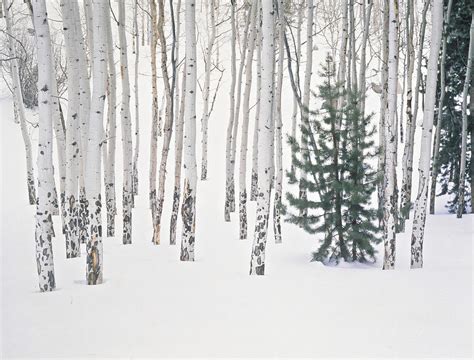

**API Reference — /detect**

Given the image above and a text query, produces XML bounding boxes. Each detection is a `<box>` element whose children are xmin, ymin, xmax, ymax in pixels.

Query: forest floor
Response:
<box><xmin>1</xmin><ymin>92</ymin><xmax>472</xmax><ymax>358</ymax></box>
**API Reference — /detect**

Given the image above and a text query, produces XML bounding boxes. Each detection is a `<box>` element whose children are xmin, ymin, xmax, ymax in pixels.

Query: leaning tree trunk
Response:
<box><xmin>249</xmin><ymin>0</ymin><xmax>275</xmax><ymax>276</ymax></box>
<box><xmin>152</xmin><ymin>0</ymin><xmax>173</xmax><ymax>246</ymax></box>
<box><xmin>200</xmin><ymin>0</ymin><xmax>216</xmax><ymax>181</ymax></box>
<box><xmin>382</xmin><ymin>0</ymin><xmax>399</xmax><ymax>270</ymax></box>
<box><xmin>456</xmin><ymin>13</ymin><xmax>474</xmax><ymax>218</ymax></box>
<box><xmin>273</xmin><ymin>0</ymin><xmax>285</xmax><ymax>244</ymax></box>
<box><xmin>298</xmin><ymin>0</ymin><xmax>314</xmax><ymax>218</ymax></box>
<box><xmin>400</xmin><ymin>0</ymin><xmax>429</xmax><ymax>222</ymax></box>
<box><xmin>118</xmin><ymin>0</ymin><xmax>134</xmax><ymax>245</ymax></box>
<box><xmin>238</xmin><ymin>0</ymin><xmax>258</xmax><ymax>240</ymax></box>
<box><xmin>61</xmin><ymin>0</ymin><xmax>82</xmax><ymax>258</ymax></box>
<box><xmin>32</xmin><ymin>0</ymin><xmax>57</xmax><ymax>292</ymax></box>
<box><xmin>104</xmin><ymin>2</ymin><xmax>117</xmax><ymax>237</ymax></box>
<box><xmin>180</xmin><ymin>0</ymin><xmax>198</xmax><ymax>261</ymax></box>
<box><xmin>429</xmin><ymin>0</ymin><xmax>453</xmax><ymax>215</ymax></box>
<box><xmin>410</xmin><ymin>0</ymin><xmax>444</xmax><ymax>269</ymax></box>
<box><xmin>3</xmin><ymin>0</ymin><xmax>36</xmax><ymax>205</ymax></box>
<box><xmin>224</xmin><ymin>0</ymin><xmax>237</xmax><ymax>222</ymax></box>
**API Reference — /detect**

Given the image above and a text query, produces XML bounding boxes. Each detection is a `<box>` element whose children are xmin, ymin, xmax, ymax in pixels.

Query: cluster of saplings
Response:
<box><xmin>285</xmin><ymin>56</ymin><xmax>380</xmax><ymax>265</ymax></box>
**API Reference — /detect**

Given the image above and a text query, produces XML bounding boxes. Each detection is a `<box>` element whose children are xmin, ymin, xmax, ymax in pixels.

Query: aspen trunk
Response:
<box><xmin>273</xmin><ymin>0</ymin><xmax>285</xmax><ymax>244</ymax></box>
<box><xmin>180</xmin><ymin>0</ymin><xmax>197</xmax><ymax>261</ymax></box>
<box><xmin>118</xmin><ymin>0</ymin><xmax>134</xmax><ymax>245</ymax></box>
<box><xmin>382</xmin><ymin>0</ymin><xmax>399</xmax><ymax>270</ymax></box>
<box><xmin>104</xmin><ymin>1</ymin><xmax>117</xmax><ymax>237</ymax></box>
<box><xmin>3</xmin><ymin>0</ymin><xmax>36</xmax><ymax>205</ymax></box>
<box><xmin>224</xmin><ymin>1</ymin><xmax>237</xmax><ymax>221</ymax></box>
<box><xmin>410</xmin><ymin>0</ymin><xmax>444</xmax><ymax>269</ymax></box>
<box><xmin>32</xmin><ymin>0</ymin><xmax>57</xmax><ymax>292</ymax></box>
<box><xmin>238</xmin><ymin>0</ymin><xmax>258</xmax><ymax>240</ymax></box>
<box><xmin>456</xmin><ymin>14</ymin><xmax>474</xmax><ymax>218</ymax></box>
<box><xmin>61</xmin><ymin>0</ymin><xmax>82</xmax><ymax>258</ymax></box>
<box><xmin>400</xmin><ymin>0</ymin><xmax>429</xmax><ymax>222</ymax></box>
<box><xmin>170</xmin><ymin>67</ymin><xmax>186</xmax><ymax>245</ymax></box>
<box><xmin>152</xmin><ymin>0</ymin><xmax>174</xmax><ymax>245</ymax></box>
<box><xmin>250</xmin><ymin>17</ymin><xmax>262</xmax><ymax>202</ymax></box>
<box><xmin>132</xmin><ymin>0</ymin><xmax>140</xmax><ymax>198</ymax></box>
<box><xmin>429</xmin><ymin>0</ymin><xmax>453</xmax><ymax>215</ymax></box>
<box><xmin>249</xmin><ymin>0</ymin><xmax>274</xmax><ymax>276</ymax></box>
<box><xmin>298</xmin><ymin>0</ymin><xmax>315</xmax><ymax>217</ymax></box>
<box><xmin>200</xmin><ymin>0</ymin><xmax>216</xmax><ymax>181</ymax></box>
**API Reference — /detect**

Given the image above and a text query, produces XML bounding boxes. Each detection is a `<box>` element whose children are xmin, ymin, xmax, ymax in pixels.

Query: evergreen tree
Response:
<box><xmin>436</xmin><ymin>0</ymin><xmax>472</xmax><ymax>213</ymax></box>
<box><xmin>286</xmin><ymin>56</ymin><xmax>380</xmax><ymax>264</ymax></box>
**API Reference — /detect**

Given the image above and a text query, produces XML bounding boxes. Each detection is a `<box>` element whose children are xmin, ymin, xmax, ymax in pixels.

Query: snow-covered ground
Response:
<box><xmin>1</xmin><ymin>87</ymin><xmax>472</xmax><ymax>357</ymax></box>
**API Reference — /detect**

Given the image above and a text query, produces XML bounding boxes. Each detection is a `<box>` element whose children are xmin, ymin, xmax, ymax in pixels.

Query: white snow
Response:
<box><xmin>1</xmin><ymin>90</ymin><xmax>472</xmax><ymax>357</ymax></box>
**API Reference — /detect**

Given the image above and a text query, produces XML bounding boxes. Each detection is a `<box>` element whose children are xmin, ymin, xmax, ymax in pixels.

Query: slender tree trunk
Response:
<box><xmin>180</xmin><ymin>0</ymin><xmax>197</xmax><ymax>261</ymax></box>
<box><xmin>429</xmin><ymin>0</ymin><xmax>453</xmax><ymax>215</ymax></box>
<box><xmin>400</xmin><ymin>0</ymin><xmax>429</xmax><ymax>222</ymax></box>
<box><xmin>410</xmin><ymin>0</ymin><xmax>444</xmax><ymax>268</ymax></box>
<box><xmin>298</xmin><ymin>0</ymin><xmax>315</xmax><ymax>218</ymax></box>
<box><xmin>152</xmin><ymin>0</ymin><xmax>174</xmax><ymax>245</ymax></box>
<box><xmin>250</xmin><ymin>15</ymin><xmax>262</xmax><ymax>202</ymax></box>
<box><xmin>224</xmin><ymin>0</ymin><xmax>237</xmax><ymax>221</ymax></box>
<box><xmin>238</xmin><ymin>0</ymin><xmax>258</xmax><ymax>240</ymax></box>
<box><xmin>32</xmin><ymin>0</ymin><xmax>56</xmax><ymax>292</ymax></box>
<box><xmin>169</xmin><ymin>0</ymin><xmax>183</xmax><ymax>245</ymax></box>
<box><xmin>61</xmin><ymin>0</ymin><xmax>82</xmax><ymax>258</ymax></box>
<box><xmin>290</xmin><ymin>1</ymin><xmax>303</xmax><ymax>174</ymax></box>
<box><xmin>85</xmin><ymin>0</ymin><xmax>107</xmax><ymax>285</ymax></box>
<box><xmin>118</xmin><ymin>0</ymin><xmax>134</xmax><ymax>245</ymax></box>
<box><xmin>132</xmin><ymin>0</ymin><xmax>140</xmax><ymax>198</ymax></box>
<box><xmin>457</xmin><ymin>14</ymin><xmax>474</xmax><ymax>218</ymax></box>
<box><xmin>200</xmin><ymin>0</ymin><xmax>216</xmax><ymax>181</ymax></box>
<box><xmin>3</xmin><ymin>0</ymin><xmax>36</xmax><ymax>205</ymax></box>
<box><xmin>382</xmin><ymin>0</ymin><xmax>399</xmax><ymax>270</ymax></box>
<box><xmin>170</xmin><ymin>67</ymin><xmax>186</xmax><ymax>245</ymax></box>
<box><xmin>249</xmin><ymin>0</ymin><xmax>274</xmax><ymax>276</ymax></box>
<box><xmin>104</xmin><ymin>1</ymin><xmax>117</xmax><ymax>237</ymax></box>
<box><xmin>358</xmin><ymin>0</ymin><xmax>373</xmax><ymax>117</ymax></box>
<box><xmin>273</xmin><ymin>0</ymin><xmax>285</xmax><ymax>244</ymax></box>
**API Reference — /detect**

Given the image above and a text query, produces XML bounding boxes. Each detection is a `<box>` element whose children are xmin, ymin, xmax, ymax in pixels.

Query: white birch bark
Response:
<box><xmin>410</xmin><ymin>0</ymin><xmax>444</xmax><ymax>269</ymax></box>
<box><xmin>200</xmin><ymin>0</ymin><xmax>216</xmax><ymax>181</ymax></box>
<box><xmin>224</xmin><ymin>0</ymin><xmax>237</xmax><ymax>221</ymax></box>
<box><xmin>152</xmin><ymin>0</ymin><xmax>173</xmax><ymax>245</ymax></box>
<box><xmin>180</xmin><ymin>0</ymin><xmax>197</xmax><ymax>261</ymax></box>
<box><xmin>3</xmin><ymin>0</ymin><xmax>36</xmax><ymax>205</ymax></box>
<box><xmin>382</xmin><ymin>0</ymin><xmax>399</xmax><ymax>270</ymax></box>
<box><xmin>104</xmin><ymin>1</ymin><xmax>117</xmax><ymax>237</ymax></box>
<box><xmin>273</xmin><ymin>0</ymin><xmax>285</xmax><ymax>244</ymax></box>
<box><xmin>238</xmin><ymin>0</ymin><xmax>258</xmax><ymax>240</ymax></box>
<box><xmin>249</xmin><ymin>0</ymin><xmax>274</xmax><ymax>275</ymax></box>
<box><xmin>358</xmin><ymin>0</ymin><xmax>372</xmax><ymax>117</ymax></box>
<box><xmin>118</xmin><ymin>0</ymin><xmax>134</xmax><ymax>245</ymax></box>
<box><xmin>456</xmin><ymin>14</ymin><xmax>474</xmax><ymax>218</ymax></box>
<box><xmin>61</xmin><ymin>0</ymin><xmax>82</xmax><ymax>258</ymax></box>
<box><xmin>32</xmin><ymin>0</ymin><xmax>56</xmax><ymax>291</ymax></box>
